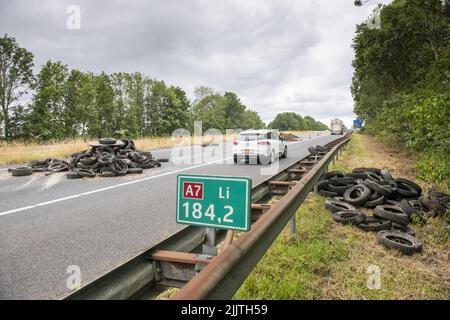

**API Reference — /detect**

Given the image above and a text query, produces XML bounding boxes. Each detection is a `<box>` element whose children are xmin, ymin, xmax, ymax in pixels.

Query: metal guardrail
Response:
<box><xmin>65</xmin><ymin>134</ymin><xmax>351</xmax><ymax>300</ymax></box>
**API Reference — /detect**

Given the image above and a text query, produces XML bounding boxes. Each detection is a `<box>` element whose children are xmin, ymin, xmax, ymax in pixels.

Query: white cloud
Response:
<box><xmin>0</xmin><ymin>0</ymin><xmax>392</xmax><ymax>128</ymax></box>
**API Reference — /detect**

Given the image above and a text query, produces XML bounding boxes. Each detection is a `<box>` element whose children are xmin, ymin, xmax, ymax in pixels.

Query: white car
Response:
<box><xmin>233</xmin><ymin>129</ymin><xmax>287</xmax><ymax>164</ymax></box>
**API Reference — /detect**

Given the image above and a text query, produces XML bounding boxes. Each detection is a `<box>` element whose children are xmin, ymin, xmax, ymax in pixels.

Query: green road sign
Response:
<box><xmin>176</xmin><ymin>174</ymin><xmax>252</xmax><ymax>231</ymax></box>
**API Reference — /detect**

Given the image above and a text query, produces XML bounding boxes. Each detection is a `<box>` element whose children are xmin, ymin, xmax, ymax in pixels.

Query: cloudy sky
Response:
<box><xmin>0</xmin><ymin>0</ymin><xmax>392</xmax><ymax>127</ymax></box>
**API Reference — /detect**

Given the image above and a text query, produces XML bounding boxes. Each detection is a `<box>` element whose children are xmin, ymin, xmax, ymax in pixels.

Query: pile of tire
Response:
<box><xmin>67</xmin><ymin>138</ymin><xmax>164</xmax><ymax>179</ymax></box>
<box><xmin>318</xmin><ymin>167</ymin><xmax>448</xmax><ymax>255</ymax></box>
<box><xmin>10</xmin><ymin>138</ymin><xmax>168</xmax><ymax>179</ymax></box>
<box><xmin>9</xmin><ymin>158</ymin><xmax>70</xmax><ymax>176</ymax></box>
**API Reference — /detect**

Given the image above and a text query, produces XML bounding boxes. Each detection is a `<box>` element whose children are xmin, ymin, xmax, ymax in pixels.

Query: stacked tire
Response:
<box><xmin>67</xmin><ymin>138</ymin><xmax>161</xmax><ymax>179</ymax></box>
<box><xmin>318</xmin><ymin>167</ymin><xmax>430</xmax><ymax>255</ymax></box>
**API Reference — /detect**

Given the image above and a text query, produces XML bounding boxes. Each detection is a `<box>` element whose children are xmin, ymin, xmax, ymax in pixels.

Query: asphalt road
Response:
<box><xmin>0</xmin><ymin>132</ymin><xmax>342</xmax><ymax>299</ymax></box>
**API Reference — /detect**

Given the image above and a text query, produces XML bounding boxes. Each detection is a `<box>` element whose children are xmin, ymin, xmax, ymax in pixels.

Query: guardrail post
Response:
<box><xmin>290</xmin><ymin>215</ymin><xmax>297</xmax><ymax>234</ymax></box>
<box><xmin>202</xmin><ymin>228</ymin><xmax>218</xmax><ymax>256</ymax></box>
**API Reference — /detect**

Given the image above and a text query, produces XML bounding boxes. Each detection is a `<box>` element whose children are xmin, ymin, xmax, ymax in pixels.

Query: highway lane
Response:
<box><xmin>0</xmin><ymin>132</ymin><xmax>341</xmax><ymax>299</ymax></box>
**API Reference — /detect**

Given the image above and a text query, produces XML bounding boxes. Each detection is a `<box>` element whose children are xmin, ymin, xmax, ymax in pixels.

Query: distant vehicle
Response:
<box><xmin>330</xmin><ymin>118</ymin><xmax>344</xmax><ymax>135</ymax></box>
<box><xmin>233</xmin><ymin>129</ymin><xmax>287</xmax><ymax>164</ymax></box>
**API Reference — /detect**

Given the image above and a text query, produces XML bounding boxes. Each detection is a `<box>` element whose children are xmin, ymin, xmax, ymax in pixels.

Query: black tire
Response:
<box><xmin>79</xmin><ymin>157</ymin><xmax>97</xmax><ymax>165</ymax></box>
<box><xmin>128</xmin><ymin>161</ymin><xmax>140</xmax><ymax>169</ymax></box>
<box><xmin>98</xmin><ymin>154</ymin><xmax>116</xmax><ymax>165</ymax></box>
<box><xmin>315</xmin><ymin>145</ymin><xmax>328</xmax><ymax>152</ymax></box>
<box><xmin>399</xmin><ymin>199</ymin><xmax>422</xmax><ymax>217</ymax></box>
<box><xmin>325</xmin><ymin>199</ymin><xmax>356</xmax><ymax>213</ymax></box>
<box><xmin>327</xmin><ymin>183</ymin><xmax>353</xmax><ymax>194</ymax></box>
<box><xmin>308</xmin><ymin>146</ymin><xmax>319</xmax><ymax>156</ymax></box>
<box><xmin>100</xmin><ymin>170</ymin><xmax>117</xmax><ymax>177</ymax></box>
<box><xmin>317</xmin><ymin>180</ymin><xmax>329</xmax><ymax>190</ymax></box>
<box><xmin>11</xmin><ymin>167</ymin><xmax>33</xmax><ymax>176</ymax></box>
<box><xmin>365</xmin><ymin>171</ymin><xmax>384</xmax><ymax>183</ymax></box>
<box><xmin>358</xmin><ymin>216</ymin><xmax>392</xmax><ymax>232</ymax></box>
<box><xmin>99</xmin><ymin>138</ymin><xmax>117</xmax><ymax>145</ymax></box>
<box><xmin>380</xmin><ymin>180</ymin><xmax>398</xmax><ymax>195</ymax></box>
<box><xmin>386</xmin><ymin>199</ymin><xmax>402</xmax><ymax>206</ymax></box>
<box><xmin>396</xmin><ymin>181</ymin><xmax>419</xmax><ymax>198</ymax></box>
<box><xmin>364</xmin><ymin>193</ymin><xmax>385</xmax><ymax>208</ymax></box>
<box><xmin>363</xmin><ymin>179</ymin><xmax>393</xmax><ymax>196</ymax></box>
<box><xmin>109</xmin><ymin>159</ymin><xmax>128</xmax><ymax>175</ymax></box>
<box><xmin>381</xmin><ymin>169</ymin><xmax>394</xmax><ymax>181</ymax></box>
<box><xmin>78</xmin><ymin>168</ymin><xmax>96</xmax><ymax>178</ymax></box>
<box><xmin>329</xmin><ymin>177</ymin><xmax>356</xmax><ymax>186</ymax></box>
<box><xmin>395</xmin><ymin>178</ymin><xmax>422</xmax><ymax>195</ymax></box>
<box><xmin>345</xmin><ymin>172</ymin><xmax>367</xmax><ymax>179</ymax></box>
<box><xmin>66</xmin><ymin>171</ymin><xmax>81</xmax><ymax>179</ymax></box>
<box><xmin>281</xmin><ymin>146</ymin><xmax>287</xmax><ymax>159</ymax></box>
<box><xmin>332</xmin><ymin>210</ymin><xmax>366</xmax><ymax>225</ymax></box>
<box><xmin>324</xmin><ymin>171</ymin><xmax>344</xmax><ymax>180</ymax></box>
<box><xmin>76</xmin><ymin>162</ymin><xmax>93</xmax><ymax>169</ymax></box>
<box><xmin>343</xmin><ymin>184</ymin><xmax>371</xmax><ymax>206</ymax></box>
<box><xmin>376</xmin><ymin>230</ymin><xmax>422</xmax><ymax>255</ymax></box>
<box><xmin>319</xmin><ymin>189</ymin><xmax>339</xmax><ymax>197</ymax></box>
<box><xmin>373</xmin><ymin>205</ymin><xmax>409</xmax><ymax>225</ymax></box>
<box><xmin>391</xmin><ymin>222</ymin><xmax>415</xmax><ymax>236</ymax></box>
<box><xmin>127</xmin><ymin>168</ymin><xmax>144</xmax><ymax>174</ymax></box>
<box><xmin>353</xmin><ymin>167</ymin><xmax>381</xmax><ymax>174</ymax></box>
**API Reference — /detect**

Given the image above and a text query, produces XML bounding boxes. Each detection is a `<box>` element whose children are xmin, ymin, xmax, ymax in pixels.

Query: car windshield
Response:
<box><xmin>238</xmin><ymin>133</ymin><xmax>268</xmax><ymax>141</ymax></box>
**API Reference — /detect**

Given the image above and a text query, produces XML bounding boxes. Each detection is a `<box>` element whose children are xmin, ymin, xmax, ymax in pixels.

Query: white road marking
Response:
<box><xmin>0</xmin><ymin>157</ymin><xmax>232</xmax><ymax>218</ymax></box>
<box><xmin>0</xmin><ymin>134</ymin><xmax>335</xmax><ymax>218</ymax></box>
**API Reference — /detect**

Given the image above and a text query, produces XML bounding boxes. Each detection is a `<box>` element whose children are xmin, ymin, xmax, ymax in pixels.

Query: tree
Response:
<box><xmin>268</xmin><ymin>112</ymin><xmax>304</xmax><ymax>131</ymax></box>
<box><xmin>268</xmin><ymin>112</ymin><xmax>327</xmax><ymax>131</ymax></box>
<box><xmin>88</xmin><ymin>72</ymin><xmax>114</xmax><ymax>137</ymax></box>
<box><xmin>63</xmin><ymin>69</ymin><xmax>96</xmax><ymax>137</ymax></box>
<box><xmin>223</xmin><ymin>92</ymin><xmax>246</xmax><ymax>129</ymax></box>
<box><xmin>351</xmin><ymin>0</ymin><xmax>450</xmax><ymax>181</ymax></box>
<box><xmin>28</xmin><ymin>61</ymin><xmax>68</xmax><ymax>140</ymax></box>
<box><xmin>0</xmin><ymin>34</ymin><xmax>34</xmax><ymax>139</ymax></box>
<box><xmin>240</xmin><ymin>109</ymin><xmax>265</xmax><ymax>129</ymax></box>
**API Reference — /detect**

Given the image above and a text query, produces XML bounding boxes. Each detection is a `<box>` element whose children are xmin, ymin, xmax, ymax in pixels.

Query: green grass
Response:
<box><xmin>234</xmin><ymin>195</ymin><xmax>349</xmax><ymax>299</ymax></box>
<box><xmin>234</xmin><ymin>133</ymin><xmax>449</xmax><ymax>300</ymax></box>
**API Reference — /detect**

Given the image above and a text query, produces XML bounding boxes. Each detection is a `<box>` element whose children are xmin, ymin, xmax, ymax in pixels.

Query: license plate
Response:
<box><xmin>244</xmin><ymin>149</ymin><xmax>252</xmax><ymax>155</ymax></box>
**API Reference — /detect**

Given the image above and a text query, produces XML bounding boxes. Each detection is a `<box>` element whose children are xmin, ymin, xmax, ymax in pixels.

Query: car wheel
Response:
<box><xmin>269</xmin><ymin>151</ymin><xmax>275</xmax><ymax>164</ymax></box>
<box><xmin>281</xmin><ymin>146</ymin><xmax>287</xmax><ymax>159</ymax></box>
<box><xmin>233</xmin><ymin>154</ymin><xmax>238</xmax><ymax>164</ymax></box>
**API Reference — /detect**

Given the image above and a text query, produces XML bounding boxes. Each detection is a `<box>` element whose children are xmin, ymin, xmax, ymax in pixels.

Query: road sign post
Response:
<box><xmin>176</xmin><ymin>174</ymin><xmax>252</xmax><ymax>232</ymax></box>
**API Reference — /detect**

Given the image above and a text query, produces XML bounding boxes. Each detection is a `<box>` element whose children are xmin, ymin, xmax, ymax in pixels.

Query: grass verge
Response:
<box><xmin>235</xmin><ymin>134</ymin><xmax>449</xmax><ymax>300</ymax></box>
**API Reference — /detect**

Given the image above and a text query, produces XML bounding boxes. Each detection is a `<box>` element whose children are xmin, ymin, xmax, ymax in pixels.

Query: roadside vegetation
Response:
<box><xmin>235</xmin><ymin>134</ymin><xmax>449</xmax><ymax>300</ymax></box>
<box><xmin>352</xmin><ymin>0</ymin><xmax>450</xmax><ymax>182</ymax></box>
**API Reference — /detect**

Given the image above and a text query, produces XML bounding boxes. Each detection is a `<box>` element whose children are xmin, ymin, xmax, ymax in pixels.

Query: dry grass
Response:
<box><xmin>0</xmin><ymin>134</ymin><xmax>238</xmax><ymax>166</ymax></box>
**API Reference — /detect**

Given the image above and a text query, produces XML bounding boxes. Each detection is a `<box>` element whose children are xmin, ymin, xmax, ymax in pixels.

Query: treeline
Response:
<box><xmin>268</xmin><ymin>112</ymin><xmax>328</xmax><ymax>131</ymax></box>
<box><xmin>352</xmin><ymin>0</ymin><xmax>450</xmax><ymax>181</ymax></box>
<box><xmin>0</xmin><ymin>35</ymin><xmax>265</xmax><ymax>141</ymax></box>
<box><xmin>0</xmin><ymin>34</ymin><xmax>328</xmax><ymax>143</ymax></box>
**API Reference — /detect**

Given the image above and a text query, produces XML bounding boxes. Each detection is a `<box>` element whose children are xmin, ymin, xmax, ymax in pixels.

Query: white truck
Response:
<box><xmin>330</xmin><ymin>119</ymin><xmax>343</xmax><ymax>135</ymax></box>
